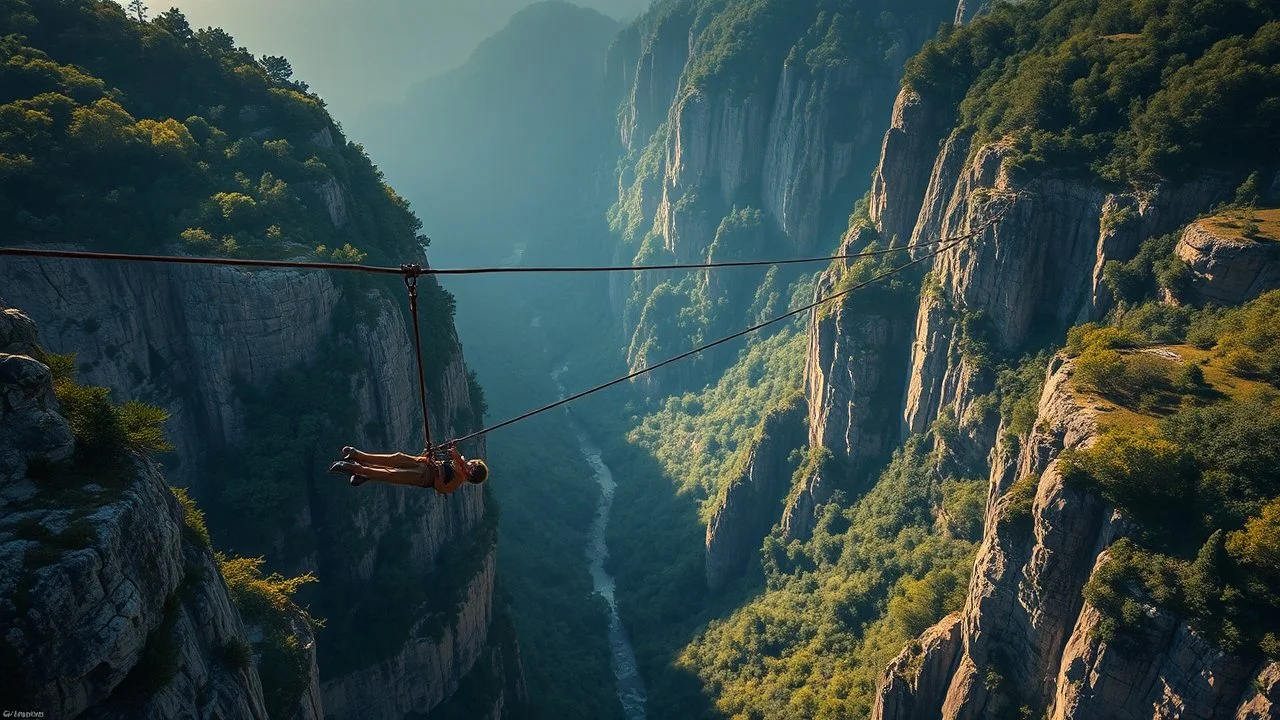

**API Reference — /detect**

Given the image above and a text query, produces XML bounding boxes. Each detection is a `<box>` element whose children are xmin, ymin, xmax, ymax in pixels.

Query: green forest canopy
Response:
<box><xmin>0</xmin><ymin>0</ymin><xmax>423</xmax><ymax>263</ymax></box>
<box><xmin>903</xmin><ymin>0</ymin><xmax>1280</xmax><ymax>181</ymax></box>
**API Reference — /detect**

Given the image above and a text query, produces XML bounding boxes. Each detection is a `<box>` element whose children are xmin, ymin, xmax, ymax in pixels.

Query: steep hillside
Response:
<box><xmin>0</xmin><ymin>2</ymin><xmax>526</xmax><ymax>717</ymax></box>
<box><xmin>875</xmin><ymin>302</ymin><xmax>1280</xmax><ymax>718</ymax></box>
<box><xmin>605</xmin><ymin>0</ymin><xmax>955</xmax><ymax>387</ymax></box>
<box><xmin>839</xmin><ymin>0</ymin><xmax>1280</xmax><ymax>714</ymax></box>
<box><xmin>564</xmin><ymin>0</ymin><xmax>1280</xmax><ymax>717</ymax></box>
<box><xmin>0</xmin><ymin>303</ymin><xmax>320</xmax><ymax>718</ymax></box>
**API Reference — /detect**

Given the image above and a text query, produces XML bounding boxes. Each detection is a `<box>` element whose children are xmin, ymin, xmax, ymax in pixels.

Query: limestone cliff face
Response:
<box><xmin>0</xmin><ymin>255</ymin><xmax>523</xmax><ymax>717</ymax></box>
<box><xmin>849</xmin><ymin>83</ymin><xmax>1274</xmax><ymax>717</ymax></box>
<box><xmin>870</xmin><ymin>358</ymin><xmax>1277</xmax><ymax>719</ymax></box>
<box><xmin>868</xmin><ymin>88</ymin><xmax>949</xmax><ymax>249</ymax></box>
<box><xmin>856</xmin><ymin>87</ymin><xmax>1239</xmax><ymax>471</ymax></box>
<box><xmin>0</xmin><ymin>305</ymin><xmax>316</xmax><ymax>720</ymax></box>
<box><xmin>1175</xmin><ymin>221</ymin><xmax>1280</xmax><ymax>305</ymax></box>
<box><xmin>704</xmin><ymin>397</ymin><xmax>806</xmax><ymax>591</ymax></box>
<box><xmin>321</xmin><ymin>551</ymin><xmax>499</xmax><ymax>718</ymax></box>
<box><xmin>784</xmin><ymin>230</ymin><xmax>915</xmax><ymax>540</ymax></box>
<box><xmin>609</xmin><ymin>2</ymin><xmax>953</xmax><ymax>381</ymax></box>
<box><xmin>609</xmin><ymin>6</ymin><xmax>692</xmax><ymax>157</ymax></box>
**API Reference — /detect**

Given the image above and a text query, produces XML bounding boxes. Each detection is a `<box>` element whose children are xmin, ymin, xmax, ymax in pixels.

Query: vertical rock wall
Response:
<box><xmin>0</xmin><ymin>304</ymin><xmax>315</xmax><ymax>720</ymax></box>
<box><xmin>0</xmin><ymin>258</ymin><xmax>522</xmax><ymax>718</ymax></box>
<box><xmin>607</xmin><ymin>1</ymin><xmax>954</xmax><ymax>384</ymax></box>
<box><xmin>871</xmin><ymin>358</ymin><xmax>1276</xmax><ymax>719</ymax></box>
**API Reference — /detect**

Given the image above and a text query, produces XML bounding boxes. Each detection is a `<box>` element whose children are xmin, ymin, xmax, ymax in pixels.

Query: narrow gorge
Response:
<box><xmin>5</xmin><ymin>0</ymin><xmax>1280</xmax><ymax>718</ymax></box>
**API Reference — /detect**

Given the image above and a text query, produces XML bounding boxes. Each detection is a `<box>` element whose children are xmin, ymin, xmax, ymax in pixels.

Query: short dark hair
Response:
<box><xmin>467</xmin><ymin>459</ymin><xmax>489</xmax><ymax>484</ymax></box>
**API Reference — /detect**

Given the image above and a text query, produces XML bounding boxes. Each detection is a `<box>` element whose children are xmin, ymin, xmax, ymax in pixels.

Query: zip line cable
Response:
<box><xmin>0</xmin><ymin>234</ymin><xmax>960</xmax><ymax>277</ymax></box>
<box><xmin>443</xmin><ymin>205</ymin><xmax>1010</xmax><ymax>446</ymax></box>
<box><xmin>444</xmin><ymin>238</ymin><xmax>961</xmax><ymax>446</ymax></box>
<box><xmin>0</xmin><ymin>195</ymin><xmax>1012</xmax><ymax>448</ymax></box>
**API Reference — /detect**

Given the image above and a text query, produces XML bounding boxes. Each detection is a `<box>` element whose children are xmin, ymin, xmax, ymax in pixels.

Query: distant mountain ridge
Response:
<box><xmin>353</xmin><ymin>1</ymin><xmax>621</xmax><ymax>267</ymax></box>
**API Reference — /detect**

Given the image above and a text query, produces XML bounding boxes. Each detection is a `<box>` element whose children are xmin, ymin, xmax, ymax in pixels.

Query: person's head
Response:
<box><xmin>466</xmin><ymin>459</ymin><xmax>489</xmax><ymax>484</ymax></box>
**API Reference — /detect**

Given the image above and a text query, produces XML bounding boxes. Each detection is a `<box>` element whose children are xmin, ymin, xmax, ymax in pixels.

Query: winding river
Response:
<box><xmin>552</xmin><ymin>365</ymin><xmax>648</xmax><ymax>720</ymax></box>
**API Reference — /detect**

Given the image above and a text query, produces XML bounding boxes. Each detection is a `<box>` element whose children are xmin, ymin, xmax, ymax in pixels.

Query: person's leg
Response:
<box><xmin>346</xmin><ymin>450</ymin><xmax>423</xmax><ymax>468</ymax></box>
<box><xmin>332</xmin><ymin>461</ymin><xmax>430</xmax><ymax>488</ymax></box>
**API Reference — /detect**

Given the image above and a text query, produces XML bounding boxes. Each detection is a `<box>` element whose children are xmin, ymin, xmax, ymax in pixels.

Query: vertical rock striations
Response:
<box><xmin>871</xmin><ymin>358</ymin><xmax>1271</xmax><ymax>718</ymax></box>
<box><xmin>1175</xmin><ymin>220</ymin><xmax>1280</xmax><ymax>305</ymax></box>
<box><xmin>608</xmin><ymin>0</ymin><xmax>955</xmax><ymax>385</ymax></box>
<box><xmin>0</xmin><ymin>303</ymin><xmax>315</xmax><ymax>719</ymax></box>
<box><xmin>0</xmin><ymin>258</ymin><xmax>524</xmax><ymax>718</ymax></box>
<box><xmin>858</xmin><ymin>86</ymin><xmax>1235</xmax><ymax>471</ymax></box>
<box><xmin>785</xmin><ymin>227</ymin><xmax>915</xmax><ymax>540</ymax></box>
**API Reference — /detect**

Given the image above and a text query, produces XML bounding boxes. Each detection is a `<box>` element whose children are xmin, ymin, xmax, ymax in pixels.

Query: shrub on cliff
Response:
<box><xmin>45</xmin><ymin>351</ymin><xmax>172</xmax><ymax>483</ymax></box>
<box><xmin>217</xmin><ymin>553</ymin><xmax>318</xmax><ymax>719</ymax></box>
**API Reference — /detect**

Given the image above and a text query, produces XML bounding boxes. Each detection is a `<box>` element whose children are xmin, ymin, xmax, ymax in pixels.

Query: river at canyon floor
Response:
<box><xmin>552</xmin><ymin>365</ymin><xmax>647</xmax><ymax>720</ymax></box>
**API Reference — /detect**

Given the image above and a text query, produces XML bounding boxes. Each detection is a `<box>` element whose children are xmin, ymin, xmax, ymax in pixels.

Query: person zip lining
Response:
<box><xmin>321</xmin><ymin>266</ymin><xmax>489</xmax><ymax>495</ymax></box>
<box><xmin>0</xmin><ymin>190</ymin><xmax>1012</xmax><ymax>498</ymax></box>
<box><xmin>328</xmin><ymin>444</ymin><xmax>490</xmax><ymax>493</ymax></box>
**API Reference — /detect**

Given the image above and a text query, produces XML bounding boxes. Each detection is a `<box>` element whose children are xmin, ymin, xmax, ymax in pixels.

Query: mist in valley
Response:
<box><xmin>10</xmin><ymin>1</ymin><xmax>1280</xmax><ymax>718</ymax></box>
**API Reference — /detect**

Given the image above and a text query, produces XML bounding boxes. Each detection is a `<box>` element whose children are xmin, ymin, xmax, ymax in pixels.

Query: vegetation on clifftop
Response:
<box><xmin>0</xmin><ymin>0</ymin><xmax>425</xmax><ymax>263</ymax></box>
<box><xmin>903</xmin><ymin>0</ymin><xmax>1280</xmax><ymax>181</ymax></box>
<box><xmin>1066</xmin><ymin>291</ymin><xmax>1280</xmax><ymax>658</ymax></box>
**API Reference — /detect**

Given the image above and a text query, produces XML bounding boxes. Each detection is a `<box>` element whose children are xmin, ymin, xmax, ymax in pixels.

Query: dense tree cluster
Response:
<box><xmin>1064</xmin><ymin>290</ymin><xmax>1280</xmax><ymax>658</ymax></box>
<box><xmin>681</xmin><ymin>438</ymin><xmax>981</xmax><ymax>719</ymax></box>
<box><xmin>903</xmin><ymin>0</ymin><xmax>1280</xmax><ymax>181</ymax></box>
<box><xmin>0</xmin><ymin>0</ymin><xmax>424</xmax><ymax>263</ymax></box>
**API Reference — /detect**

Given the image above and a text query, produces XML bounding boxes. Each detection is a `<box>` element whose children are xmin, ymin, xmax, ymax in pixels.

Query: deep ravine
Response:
<box><xmin>552</xmin><ymin>363</ymin><xmax>648</xmax><ymax>720</ymax></box>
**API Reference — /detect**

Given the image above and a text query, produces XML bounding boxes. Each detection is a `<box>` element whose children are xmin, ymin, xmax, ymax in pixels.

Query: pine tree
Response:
<box><xmin>260</xmin><ymin>55</ymin><xmax>294</xmax><ymax>84</ymax></box>
<box><xmin>127</xmin><ymin>0</ymin><xmax>148</xmax><ymax>22</ymax></box>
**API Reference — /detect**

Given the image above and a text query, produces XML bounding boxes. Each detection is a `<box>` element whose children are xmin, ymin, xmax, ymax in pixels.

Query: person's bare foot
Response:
<box><xmin>341</xmin><ymin>446</ymin><xmax>356</xmax><ymax>460</ymax></box>
<box><xmin>329</xmin><ymin>461</ymin><xmax>354</xmax><ymax>474</ymax></box>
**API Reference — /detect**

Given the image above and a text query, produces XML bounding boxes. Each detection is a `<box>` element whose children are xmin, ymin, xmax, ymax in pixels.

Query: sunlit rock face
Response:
<box><xmin>607</xmin><ymin>1</ymin><xmax>954</xmax><ymax>391</ymax></box>
<box><xmin>1174</xmin><ymin>221</ymin><xmax>1280</xmax><ymax>306</ymax></box>
<box><xmin>704</xmin><ymin>398</ymin><xmax>806</xmax><ymax>591</ymax></box>
<box><xmin>871</xmin><ymin>358</ymin><xmax>1268</xmax><ymax>719</ymax></box>
<box><xmin>0</xmin><ymin>303</ymin><xmax>320</xmax><ymax>720</ymax></box>
<box><xmin>852</xmin><ymin>47</ymin><xmax>1272</xmax><ymax>711</ymax></box>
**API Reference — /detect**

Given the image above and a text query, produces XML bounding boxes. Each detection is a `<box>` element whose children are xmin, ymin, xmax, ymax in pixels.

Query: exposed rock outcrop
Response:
<box><xmin>873</xmin><ymin>613</ymin><xmax>963</xmax><ymax>720</ymax></box>
<box><xmin>321</xmin><ymin>551</ymin><xmax>500</xmax><ymax>718</ymax></box>
<box><xmin>785</xmin><ymin>229</ymin><xmax>916</xmax><ymax>540</ymax></box>
<box><xmin>0</xmin><ymin>304</ymin><xmax>313</xmax><ymax>719</ymax></box>
<box><xmin>609</xmin><ymin>3</ymin><xmax>954</xmax><ymax>383</ymax></box>
<box><xmin>1175</xmin><ymin>221</ymin><xmax>1280</xmax><ymax>305</ymax></box>
<box><xmin>869</xmin><ymin>89</ymin><xmax>949</xmax><ymax>249</ymax></box>
<box><xmin>704</xmin><ymin>398</ymin><xmax>806</xmax><ymax>591</ymax></box>
<box><xmin>0</xmin><ymin>256</ymin><xmax>523</xmax><ymax>719</ymax></box>
<box><xmin>1236</xmin><ymin>663</ymin><xmax>1280</xmax><ymax>719</ymax></box>
<box><xmin>901</xmin><ymin>144</ymin><xmax>1231</xmax><ymax>447</ymax></box>
<box><xmin>860</xmin><ymin>86</ymin><xmax>1236</xmax><ymax>467</ymax></box>
<box><xmin>872</xmin><ymin>357</ymin><xmax>1271</xmax><ymax>719</ymax></box>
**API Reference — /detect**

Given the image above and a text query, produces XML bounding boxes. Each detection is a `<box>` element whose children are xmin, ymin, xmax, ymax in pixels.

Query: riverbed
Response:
<box><xmin>552</xmin><ymin>365</ymin><xmax>647</xmax><ymax>720</ymax></box>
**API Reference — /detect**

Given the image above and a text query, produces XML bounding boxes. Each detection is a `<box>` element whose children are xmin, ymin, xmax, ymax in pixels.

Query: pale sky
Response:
<box><xmin>126</xmin><ymin>0</ymin><xmax>647</xmax><ymax>121</ymax></box>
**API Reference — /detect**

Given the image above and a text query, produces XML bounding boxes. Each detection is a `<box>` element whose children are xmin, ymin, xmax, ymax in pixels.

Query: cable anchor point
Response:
<box><xmin>401</xmin><ymin>263</ymin><xmax>423</xmax><ymax>290</ymax></box>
